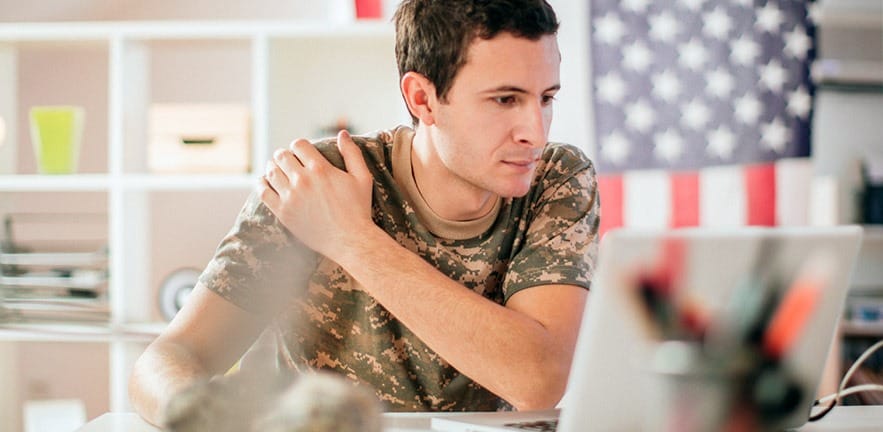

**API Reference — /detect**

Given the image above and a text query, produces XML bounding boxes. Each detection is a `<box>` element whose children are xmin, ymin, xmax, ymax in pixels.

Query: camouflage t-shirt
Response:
<box><xmin>200</xmin><ymin>126</ymin><xmax>600</xmax><ymax>412</ymax></box>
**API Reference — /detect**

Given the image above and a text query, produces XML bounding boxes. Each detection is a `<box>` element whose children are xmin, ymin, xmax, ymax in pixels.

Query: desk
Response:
<box><xmin>75</xmin><ymin>412</ymin><xmax>447</xmax><ymax>432</ymax></box>
<box><xmin>77</xmin><ymin>406</ymin><xmax>883</xmax><ymax>431</ymax></box>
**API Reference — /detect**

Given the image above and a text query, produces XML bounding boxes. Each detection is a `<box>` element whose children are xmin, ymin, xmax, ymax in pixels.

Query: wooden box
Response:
<box><xmin>148</xmin><ymin>104</ymin><xmax>250</xmax><ymax>173</ymax></box>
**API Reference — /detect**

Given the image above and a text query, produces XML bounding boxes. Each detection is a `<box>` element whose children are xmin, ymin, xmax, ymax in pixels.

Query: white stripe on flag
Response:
<box><xmin>776</xmin><ymin>158</ymin><xmax>812</xmax><ymax>226</ymax></box>
<box><xmin>700</xmin><ymin>165</ymin><xmax>746</xmax><ymax>226</ymax></box>
<box><xmin>810</xmin><ymin>175</ymin><xmax>840</xmax><ymax>226</ymax></box>
<box><xmin>624</xmin><ymin>169</ymin><xmax>670</xmax><ymax>228</ymax></box>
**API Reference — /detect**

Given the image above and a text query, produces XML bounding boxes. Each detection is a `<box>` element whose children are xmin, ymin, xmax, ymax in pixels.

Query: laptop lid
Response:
<box><xmin>559</xmin><ymin>226</ymin><xmax>863</xmax><ymax>432</ymax></box>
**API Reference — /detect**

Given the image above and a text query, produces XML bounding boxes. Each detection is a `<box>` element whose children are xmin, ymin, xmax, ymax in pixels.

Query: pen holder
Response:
<box><xmin>645</xmin><ymin>341</ymin><xmax>748</xmax><ymax>432</ymax></box>
<box><xmin>29</xmin><ymin>106</ymin><xmax>84</xmax><ymax>174</ymax></box>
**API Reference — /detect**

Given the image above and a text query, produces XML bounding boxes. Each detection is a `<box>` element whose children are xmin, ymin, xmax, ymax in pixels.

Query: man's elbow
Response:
<box><xmin>509</xmin><ymin>362</ymin><xmax>570</xmax><ymax>411</ymax></box>
<box><xmin>128</xmin><ymin>338</ymin><xmax>211</xmax><ymax>426</ymax></box>
<box><xmin>128</xmin><ymin>345</ymin><xmax>167</xmax><ymax>426</ymax></box>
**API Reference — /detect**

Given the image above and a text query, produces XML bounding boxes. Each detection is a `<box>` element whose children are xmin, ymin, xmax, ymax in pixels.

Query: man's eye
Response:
<box><xmin>542</xmin><ymin>95</ymin><xmax>557</xmax><ymax>105</ymax></box>
<box><xmin>495</xmin><ymin>96</ymin><xmax>517</xmax><ymax>105</ymax></box>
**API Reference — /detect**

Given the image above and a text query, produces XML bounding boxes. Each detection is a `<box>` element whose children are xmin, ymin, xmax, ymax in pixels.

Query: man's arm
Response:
<box><xmin>260</xmin><ymin>131</ymin><xmax>590</xmax><ymax>410</ymax></box>
<box><xmin>340</xmin><ymin>228</ymin><xmax>587</xmax><ymax>410</ymax></box>
<box><xmin>129</xmin><ymin>283</ymin><xmax>266</xmax><ymax>425</ymax></box>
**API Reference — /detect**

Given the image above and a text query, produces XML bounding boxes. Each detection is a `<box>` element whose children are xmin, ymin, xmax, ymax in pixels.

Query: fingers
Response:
<box><xmin>263</xmin><ymin>158</ymin><xmax>289</xmax><ymax>196</ymax></box>
<box><xmin>257</xmin><ymin>174</ymin><xmax>281</xmax><ymax>210</ymax></box>
<box><xmin>263</xmin><ymin>142</ymin><xmax>307</xmax><ymax>199</ymax></box>
<box><xmin>259</xmin><ymin>138</ymin><xmax>324</xmax><ymax>210</ymax></box>
<box><xmin>274</xmin><ymin>144</ymin><xmax>305</xmax><ymax>173</ymax></box>
<box><xmin>289</xmin><ymin>138</ymin><xmax>325</xmax><ymax>171</ymax></box>
<box><xmin>336</xmin><ymin>130</ymin><xmax>372</xmax><ymax>184</ymax></box>
<box><xmin>261</xmin><ymin>133</ymin><xmax>371</xmax><ymax>205</ymax></box>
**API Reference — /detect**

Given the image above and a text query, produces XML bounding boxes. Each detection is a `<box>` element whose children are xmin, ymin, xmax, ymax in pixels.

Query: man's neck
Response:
<box><xmin>410</xmin><ymin>126</ymin><xmax>498</xmax><ymax>222</ymax></box>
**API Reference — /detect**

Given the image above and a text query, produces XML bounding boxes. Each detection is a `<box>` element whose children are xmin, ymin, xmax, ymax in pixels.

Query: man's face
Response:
<box><xmin>428</xmin><ymin>32</ymin><xmax>561</xmax><ymax>199</ymax></box>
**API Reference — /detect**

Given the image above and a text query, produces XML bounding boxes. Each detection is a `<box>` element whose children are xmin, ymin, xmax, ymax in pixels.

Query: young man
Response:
<box><xmin>130</xmin><ymin>0</ymin><xmax>599</xmax><ymax>425</ymax></box>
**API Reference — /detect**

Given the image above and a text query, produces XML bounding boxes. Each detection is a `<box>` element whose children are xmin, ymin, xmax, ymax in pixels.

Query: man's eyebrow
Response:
<box><xmin>482</xmin><ymin>84</ymin><xmax>561</xmax><ymax>94</ymax></box>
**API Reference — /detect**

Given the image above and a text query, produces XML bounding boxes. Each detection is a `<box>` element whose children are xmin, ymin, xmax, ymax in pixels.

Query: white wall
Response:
<box><xmin>548</xmin><ymin>0</ymin><xmax>592</xmax><ymax>157</ymax></box>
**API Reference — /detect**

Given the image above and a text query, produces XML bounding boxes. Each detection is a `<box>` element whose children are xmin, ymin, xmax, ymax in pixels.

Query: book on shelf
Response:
<box><xmin>1</xmin><ymin>212</ymin><xmax>110</xmax><ymax>325</ymax></box>
<box><xmin>0</xmin><ymin>297</ymin><xmax>109</xmax><ymax>323</ymax></box>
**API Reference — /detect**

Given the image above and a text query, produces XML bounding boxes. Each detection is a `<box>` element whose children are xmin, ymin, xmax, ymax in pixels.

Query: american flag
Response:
<box><xmin>590</xmin><ymin>0</ymin><xmax>817</xmax><ymax>236</ymax></box>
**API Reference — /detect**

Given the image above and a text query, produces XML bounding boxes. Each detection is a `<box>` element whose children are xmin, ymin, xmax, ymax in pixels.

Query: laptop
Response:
<box><xmin>431</xmin><ymin>226</ymin><xmax>863</xmax><ymax>432</ymax></box>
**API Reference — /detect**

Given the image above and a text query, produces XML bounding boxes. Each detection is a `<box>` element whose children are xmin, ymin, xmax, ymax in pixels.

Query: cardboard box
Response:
<box><xmin>148</xmin><ymin>104</ymin><xmax>250</xmax><ymax>173</ymax></box>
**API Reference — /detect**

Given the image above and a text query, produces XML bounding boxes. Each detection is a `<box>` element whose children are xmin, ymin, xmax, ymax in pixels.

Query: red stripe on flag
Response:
<box><xmin>744</xmin><ymin>163</ymin><xmax>776</xmax><ymax>226</ymax></box>
<box><xmin>670</xmin><ymin>172</ymin><xmax>699</xmax><ymax>228</ymax></box>
<box><xmin>598</xmin><ymin>174</ymin><xmax>624</xmax><ymax>238</ymax></box>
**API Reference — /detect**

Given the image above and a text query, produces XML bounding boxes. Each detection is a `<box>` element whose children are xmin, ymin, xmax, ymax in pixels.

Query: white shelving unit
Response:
<box><xmin>0</xmin><ymin>19</ymin><xmax>409</xmax><ymax>413</ymax></box>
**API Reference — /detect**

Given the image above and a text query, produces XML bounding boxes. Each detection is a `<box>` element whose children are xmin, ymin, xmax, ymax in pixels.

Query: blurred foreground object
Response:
<box><xmin>163</xmin><ymin>368</ymin><xmax>381</xmax><ymax>432</ymax></box>
<box><xmin>254</xmin><ymin>372</ymin><xmax>382</xmax><ymax>432</ymax></box>
<box><xmin>637</xmin><ymin>240</ymin><xmax>834</xmax><ymax>431</ymax></box>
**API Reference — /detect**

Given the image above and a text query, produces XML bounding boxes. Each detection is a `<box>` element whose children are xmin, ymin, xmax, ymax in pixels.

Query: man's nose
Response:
<box><xmin>515</xmin><ymin>100</ymin><xmax>549</xmax><ymax>149</ymax></box>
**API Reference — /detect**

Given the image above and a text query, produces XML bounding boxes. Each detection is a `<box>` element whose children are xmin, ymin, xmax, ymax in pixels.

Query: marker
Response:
<box><xmin>762</xmin><ymin>251</ymin><xmax>834</xmax><ymax>360</ymax></box>
<box><xmin>762</xmin><ymin>276</ymin><xmax>823</xmax><ymax>360</ymax></box>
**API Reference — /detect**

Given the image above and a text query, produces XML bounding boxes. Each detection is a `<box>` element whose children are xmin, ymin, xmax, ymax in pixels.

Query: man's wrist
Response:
<box><xmin>334</xmin><ymin>222</ymin><xmax>395</xmax><ymax>275</ymax></box>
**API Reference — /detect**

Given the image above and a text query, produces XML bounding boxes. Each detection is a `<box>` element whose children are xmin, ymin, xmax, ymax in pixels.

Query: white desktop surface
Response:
<box><xmin>76</xmin><ymin>406</ymin><xmax>883</xmax><ymax>432</ymax></box>
<box><xmin>76</xmin><ymin>411</ymin><xmax>461</xmax><ymax>432</ymax></box>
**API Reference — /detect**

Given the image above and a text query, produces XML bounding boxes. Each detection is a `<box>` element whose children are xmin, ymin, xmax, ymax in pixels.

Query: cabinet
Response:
<box><xmin>0</xmin><ymin>19</ymin><xmax>410</xmax><ymax>416</ymax></box>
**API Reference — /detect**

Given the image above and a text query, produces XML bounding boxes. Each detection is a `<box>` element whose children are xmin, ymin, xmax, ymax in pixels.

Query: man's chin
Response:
<box><xmin>495</xmin><ymin>182</ymin><xmax>533</xmax><ymax>199</ymax></box>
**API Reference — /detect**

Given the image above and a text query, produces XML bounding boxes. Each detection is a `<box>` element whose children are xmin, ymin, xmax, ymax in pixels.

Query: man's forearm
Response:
<box><xmin>129</xmin><ymin>339</ymin><xmax>210</xmax><ymax>426</ymax></box>
<box><xmin>335</xmin><ymin>226</ymin><xmax>582</xmax><ymax>410</ymax></box>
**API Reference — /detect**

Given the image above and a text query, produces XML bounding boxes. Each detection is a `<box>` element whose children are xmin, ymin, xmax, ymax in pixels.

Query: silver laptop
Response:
<box><xmin>432</xmin><ymin>226</ymin><xmax>863</xmax><ymax>432</ymax></box>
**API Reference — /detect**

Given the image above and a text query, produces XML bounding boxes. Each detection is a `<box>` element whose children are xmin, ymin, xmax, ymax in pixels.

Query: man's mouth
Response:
<box><xmin>501</xmin><ymin>159</ymin><xmax>539</xmax><ymax>172</ymax></box>
<box><xmin>502</xmin><ymin>156</ymin><xmax>540</xmax><ymax>166</ymax></box>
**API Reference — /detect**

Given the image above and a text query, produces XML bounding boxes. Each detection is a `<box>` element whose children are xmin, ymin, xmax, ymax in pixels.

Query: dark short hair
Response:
<box><xmin>394</xmin><ymin>0</ymin><xmax>559</xmax><ymax>124</ymax></box>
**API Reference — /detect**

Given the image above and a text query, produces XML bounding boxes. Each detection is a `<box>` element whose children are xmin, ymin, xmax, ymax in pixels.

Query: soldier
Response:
<box><xmin>130</xmin><ymin>0</ymin><xmax>600</xmax><ymax>428</ymax></box>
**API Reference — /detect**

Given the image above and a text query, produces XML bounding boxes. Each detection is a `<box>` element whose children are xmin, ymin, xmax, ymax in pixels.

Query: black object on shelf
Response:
<box><xmin>861</xmin><ymin>159</ymin><xmax>883</xmax><ymax>225</ymax></box>
<box><xmin>862</xmin><ymin>185</ymin><xmax>883</xmax><ymax>225</ymax></box>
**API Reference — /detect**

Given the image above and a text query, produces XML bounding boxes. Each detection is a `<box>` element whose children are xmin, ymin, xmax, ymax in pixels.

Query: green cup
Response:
<box><xmin>29</xmin><ymin>106</ymin><xmax>85</xmax><ymax>174</ymax></box>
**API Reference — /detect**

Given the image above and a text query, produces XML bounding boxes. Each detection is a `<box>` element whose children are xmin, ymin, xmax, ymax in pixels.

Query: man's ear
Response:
<box><xmin>401</xmin><ymin>72</ymin><xmax>437</xmax><ymax>126</ymax></box>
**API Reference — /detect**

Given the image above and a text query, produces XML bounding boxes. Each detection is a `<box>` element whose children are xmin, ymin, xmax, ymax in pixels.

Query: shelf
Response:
<box><xmin>816</xmin><ymin>7</ymin><xmax>883</xmax><ymax>29</ymax></box>
<box><xmin>0</xmin><ymin>272</ymin><xmax>106</xmax><ymax>290</ymax></box>
<box><xmin>0</xmin><ymin>173</ymin><xmax>258</xmax><ymax>191</ymax></box>
<box><xmin>842</xmin><ymin>320</ymin><xmax>883</xmax><ymax>337</ymax></box>
<box><xmin>0</xmin><ymin>321</ymin><xmax>165</xmax><ymax>342</ymax></box>
<box><xmin>0</xmin><ymin>322</ymin><xmax>111</xmax><ymax>342</ymax></box>
<box><xmin>0</xmin><ymin>20</ymin><xmax>394</xmax><ymax>42</ymax></box>
<box><xmin>0</xmin><ymin>174</ymin><xmax>111</xmax><ymax>191</ymax></box>
<box><xmin>121</xmin><ymin>174</ymin><xmax>257</xmax><ymax>191</ymax></box>
<box><xmin>0</xmin><ymin>251</ymin><xmax>107</xmax><ymax>267</ymax></box>
<box><xmin>813</xmin><ymin>60</ymin><xmax>883</xmax><ymax>89</ymax></box>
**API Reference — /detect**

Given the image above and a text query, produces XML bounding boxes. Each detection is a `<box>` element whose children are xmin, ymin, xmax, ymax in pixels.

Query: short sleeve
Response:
<box><xmin>198</xmin><ymin>192</ymin><xmax>319</xmax><ymax>315</ymax></box>
<box><xmin>502</xmin><ymin>148</ymin><xmax>600</xmax><ymax>303</ymax></box>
